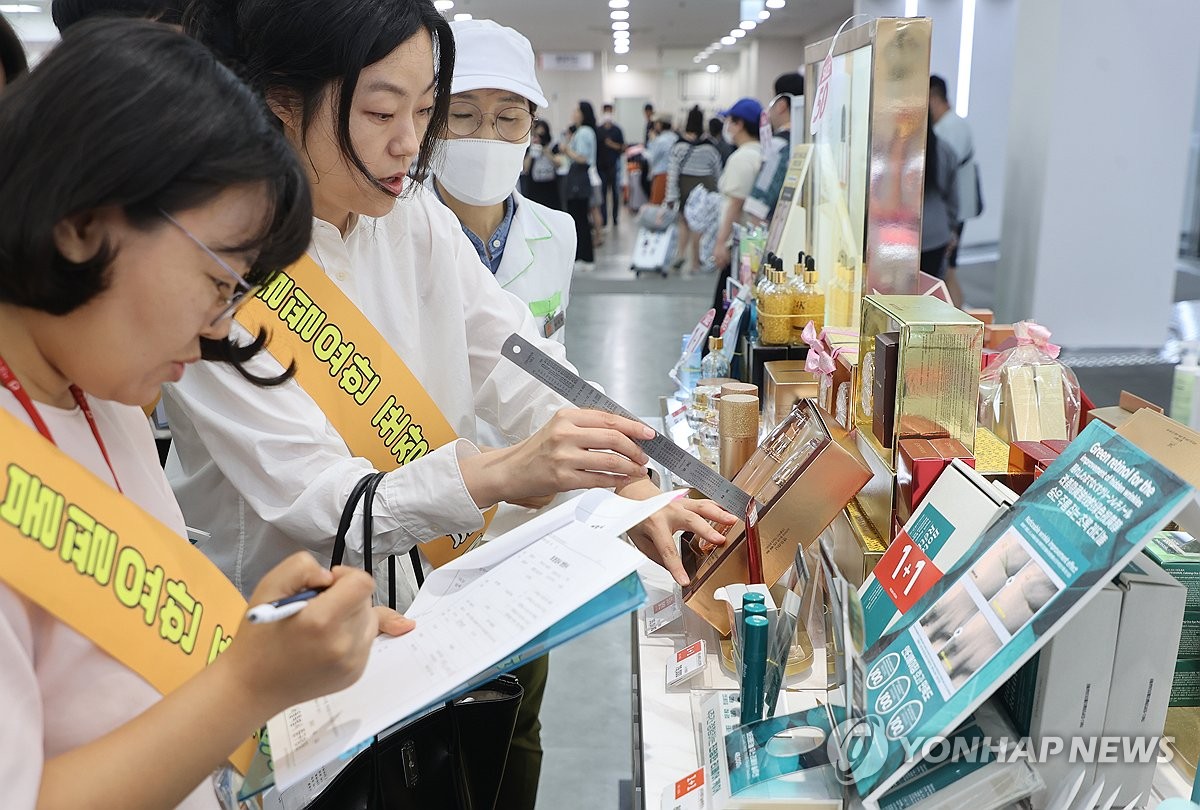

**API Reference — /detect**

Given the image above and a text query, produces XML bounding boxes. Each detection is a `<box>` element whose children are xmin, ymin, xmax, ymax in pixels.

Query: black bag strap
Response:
<box><xmin>331</xmin><ymin>472</ymin><xmax>379</xmax><ymax>568</ymax></box>
<box><xmin>410</xmin><ymin>547</ymin><xmax>425</xmax><ymax>589</ymax></box>
<box><xmin>362</xmin><ymin>471</ymin><xmax>386</xmax><ymax>576</ymax></box>
<box><xmin>333</xmin><ymin>470</ymin><xmax>427</xmax><ymax>611</ymax></box>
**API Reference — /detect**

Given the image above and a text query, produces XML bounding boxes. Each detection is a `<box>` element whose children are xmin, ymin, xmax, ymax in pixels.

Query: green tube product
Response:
<box><xmin>735</xmin><ymin>602</ymin><xmax>769</xmax><ymax>679</ymax></box>
<box><xmin>740</xmin><ymin>614</ymin><xmax>770</xmax><ymax>725</ymax></box>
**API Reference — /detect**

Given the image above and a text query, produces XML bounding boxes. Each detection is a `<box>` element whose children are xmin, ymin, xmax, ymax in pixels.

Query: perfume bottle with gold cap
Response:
<box><xmin>700</xmin><ymin>335</ymin><xmax>730</xmax><ymax>380</ymax></box>
<box><xmin>789</xmin><ymin>254</ymin><xmax>825</xmax><ymax>345</ymax></box>
<box><xmin>758</xmin><ymin>267</ymin><xmax>794</xmax><ymax>346</ymax></box>
<box><xmin>826</xmin><ymin>250</ymin><xmax>860</xmax><ymax>329</ymax></box>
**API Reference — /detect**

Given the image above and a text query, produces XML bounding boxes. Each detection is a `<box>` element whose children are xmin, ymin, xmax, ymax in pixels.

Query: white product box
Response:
<box><xmin>859</xmin><ymin>459</ymin><xmax>1017</xmax><ymax>646</ymax></box>
<box><xmin>997</xmin><ymin>584</ymin><xmax>1122</xmax><ymax>809</ymax></box>
<box><xmin>1095</xmin><ymin>555</ymin><xmax>1187</xmax><ymax>805</ymax></box>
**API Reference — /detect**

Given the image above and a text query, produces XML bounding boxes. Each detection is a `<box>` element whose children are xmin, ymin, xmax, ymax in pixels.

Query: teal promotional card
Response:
<box><xmin>841</xmin><ymin>422</ymin><xmax>1194</xmax><ymax>804</ymax></box>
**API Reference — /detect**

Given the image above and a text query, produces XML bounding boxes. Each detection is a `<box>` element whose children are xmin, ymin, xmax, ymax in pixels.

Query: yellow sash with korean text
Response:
<box><xmin>236</xmin><ymin>255</ymin><xmax>492</xmax><ymax>567</ymax></box>
<box><xmin>0</xmin><ymin>408</ymin><xmax>256</xmax><ymax>771</ymax></box>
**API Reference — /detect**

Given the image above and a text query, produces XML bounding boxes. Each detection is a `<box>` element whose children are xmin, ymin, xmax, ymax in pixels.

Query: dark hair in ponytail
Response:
<box><xmin>0</xmin><ymin>18</ymin><xmax>311</xmax><ymax>385</ymax></box>
<box><xmin>184</xmin><ymin>0</ymin><xmax>455</xmax><ymax>194</ymax></box>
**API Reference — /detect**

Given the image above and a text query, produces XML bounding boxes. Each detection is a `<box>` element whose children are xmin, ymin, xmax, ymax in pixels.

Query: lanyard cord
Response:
<box><xmin>0</xmin><ymin>353</ymin><xmax>123</xmax><ymax>493</ymax></box>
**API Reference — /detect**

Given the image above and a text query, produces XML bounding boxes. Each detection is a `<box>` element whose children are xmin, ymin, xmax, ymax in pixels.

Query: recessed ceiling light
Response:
<box><xmin>433</xmin><ymin>0</ymin><xmax>453</xmax><ymax>10</ymax></box>
<box><xmin>706</xmin><ymin>64</ymin><xmax>720</xmax><ymax>73</ymax></box>
<box><xmin>609</xmin><ymin>0</ymin><xmax>629</xmax><ymax>7</ymax></box>
<box><xmin>758</xmin><ymin>10</ymin><xmax>770</xmax><ymax>20</ymax></box>
<box><xmin>453</xmin><ymin>12</ymin><xmax>472</xmax><ymax>20</ymax></box>
<box><xmin>613</xmin><ymin>30</ymin><xmax>630</xmax><ymax>40</ymax></box>
<box><xmin>765</xmin><ymin>0</ymin><xmax>785</xmax><ymax>7</ymax></box>
<box><xmin>615</xmin><ymin>45</ymin><xmax>630</xmax><ymax>54</ymax></box>
<box><xmin>693</xmin><ymin>56</ymin><xmax>702</xmax><ymax>63</ymax></box>
<box><xmin>612</xmin><ymin>20</ymin><xmax>629</xmax><ymax>30</ymax></box>
<box><xmin>615</xmin><ymin>64</ymin><xmax>629</xmax><ymax>72</ymax></box>
<box><xmin>610</xmin><ymin>9</ymin><xmax>629</xmax><ymax>20</ymax></box>
<box><xmin>731</xmin><ymin>28</ymin><xmax>746</xmax><ymax>38</ymax></box>
<box><xmin>739</xmin><ymin>20</ymin><xmax>757</xmax><ymax>30</ymax></box>
<box><xmin>721</xmin><ymin>35</ymin><xmax>737</xmax><ymax>45</ymax></box>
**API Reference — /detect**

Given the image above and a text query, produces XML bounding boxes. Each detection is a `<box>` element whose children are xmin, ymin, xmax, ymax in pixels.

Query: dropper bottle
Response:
<box><xmin>789</xmin><ymin>253</ymin><xmax>825</xmax><ymax>344</ymax></box>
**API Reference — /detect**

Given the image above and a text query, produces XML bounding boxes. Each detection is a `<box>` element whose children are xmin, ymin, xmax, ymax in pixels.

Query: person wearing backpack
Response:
<box><xmin>930</xmin><ymin>75</ymin><xmax>983</xmax><ymax>306</ymax></box>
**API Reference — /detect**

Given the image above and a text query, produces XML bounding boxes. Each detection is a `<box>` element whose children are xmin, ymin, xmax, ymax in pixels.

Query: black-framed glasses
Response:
<box><xmin>447</xmin><ymin>100</ymin><xmax>535</xmax><ymax>143</ymax></box>
<box><xmin>160</xmin><ymin>210</ymin><xmax>261</xmax><ymax>326</ymax></box>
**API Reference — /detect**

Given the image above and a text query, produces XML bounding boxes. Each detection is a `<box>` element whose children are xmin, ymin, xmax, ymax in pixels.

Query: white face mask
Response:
<box><xmin>436</xmin><ymin>137</ymin><xmax>528</xmax><ymax>206</ymax></box>
<box><xmin>722</xmin><ymin>121</ymin><xmax>735</xmax><ymax>144</ymax></box>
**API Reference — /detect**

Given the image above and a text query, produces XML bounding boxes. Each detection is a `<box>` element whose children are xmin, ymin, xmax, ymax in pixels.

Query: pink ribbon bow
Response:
<box><xmin>802</xmin><ymin>322</ymin><xmax>859</xmax><ymax>374</ymax></box>
<box><xmin>1013</xmin><ymin>321</ymin><xmax>1061</xmax><ymax>359</ymax></box>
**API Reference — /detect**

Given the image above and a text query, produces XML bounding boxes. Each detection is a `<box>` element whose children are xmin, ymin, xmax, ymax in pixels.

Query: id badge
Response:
<box><xmin>542</xmin><ymin>309</ymin><xmax>565</xmax><ymax>338</ymax></box>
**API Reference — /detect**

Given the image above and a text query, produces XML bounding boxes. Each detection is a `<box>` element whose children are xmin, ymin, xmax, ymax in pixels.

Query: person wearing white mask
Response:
<box><xmin>432</xmin><ymin>18</ymin><xmax>575</xmax><ymax>348</ymax></box>
<box><xmin>165</xmin><ymin>4</ymin><xmax>737</xmax><ymax>808</ymax></box>
<box><xmin>428</xmin><ymin>21</ymin><xmax>575</xmax><ymax>806</ymax></box>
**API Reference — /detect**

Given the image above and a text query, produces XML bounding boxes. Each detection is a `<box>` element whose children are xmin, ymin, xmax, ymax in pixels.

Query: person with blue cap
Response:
<box><xmin>713</xmin><ymin>96</ymin><xmax>764</xmax><ymax>271</ymax></box>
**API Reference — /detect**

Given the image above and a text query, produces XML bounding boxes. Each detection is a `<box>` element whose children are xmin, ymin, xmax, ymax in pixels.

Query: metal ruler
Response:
<box><xmin>501</xmin><ymin>333</ymin><xmax>752</xmax><ymax>516</ymax></box>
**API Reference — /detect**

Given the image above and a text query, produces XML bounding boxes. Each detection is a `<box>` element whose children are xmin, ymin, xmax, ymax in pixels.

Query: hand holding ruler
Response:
<box><xmin>501</xmin><ymin>333</ymin><xmax>752</xmax><ymax>517</ymax></box>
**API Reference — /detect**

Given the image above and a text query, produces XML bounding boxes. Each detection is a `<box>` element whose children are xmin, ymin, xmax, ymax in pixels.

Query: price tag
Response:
<box><xmin>667</xmin><ymin>640</ymin><xmax>707</xmax><ymax>686</ymax></box>
<box><xmin>661</xmin><ymin>767</ymin><xmax>708</xmax><ymax>810</ymax></box>
<box><xmin>875</xmin><ymin>530</ymin><xmax>944</xmax><ymax>613</ymax></box>
<box><xmin>646</xmin><ymin>590</ymin><xmax>684</xmax><ymax>635</ymax></box>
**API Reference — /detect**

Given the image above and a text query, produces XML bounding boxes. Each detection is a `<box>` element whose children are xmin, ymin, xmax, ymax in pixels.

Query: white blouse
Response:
<box><xmin>163</xmin><ymin>184</ymin><xmax>573</xmax><ymax>607</ymax></box>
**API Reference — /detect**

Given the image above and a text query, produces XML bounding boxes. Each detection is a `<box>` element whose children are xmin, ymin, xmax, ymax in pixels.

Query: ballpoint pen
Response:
<box><xmin>246</xmin><ymin>587</ymin><xmax>327</xmax><ymax>624</ymax></box>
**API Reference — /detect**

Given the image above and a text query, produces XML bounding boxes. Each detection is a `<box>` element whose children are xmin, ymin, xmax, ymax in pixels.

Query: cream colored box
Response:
<box><xmin>763</xmin><ymin>361</ymin><xmax>820</xmax><ymax>431</ymax></box>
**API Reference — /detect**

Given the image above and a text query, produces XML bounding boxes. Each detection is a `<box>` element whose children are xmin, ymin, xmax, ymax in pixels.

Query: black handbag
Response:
<box><xmin>304</xmin><ymin>472</ymin><xmax>524</xmax><ymax>810</ymax></box>
<box><xmin>563</xmin><ymin>161</ymin><xmax>591</xmax><ymax>201</ymax></box>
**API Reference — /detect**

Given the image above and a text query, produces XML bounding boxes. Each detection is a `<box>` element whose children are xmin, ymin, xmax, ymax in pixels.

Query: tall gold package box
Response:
<box><xmin>856</xmin><ymin>295</ymin><xmax>983</xmax><ymax>468</ymax></box>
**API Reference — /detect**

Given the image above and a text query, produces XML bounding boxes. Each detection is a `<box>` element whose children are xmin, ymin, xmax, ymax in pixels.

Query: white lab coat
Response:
<box><xmin>459</xmin><ymin>191</ymin><xmax>579</xmax><ymax>535</ymax></box>
<box><xmin>162</xmin><ymin>184</ymin><xmax>575</xmax><ymax>606</ymax></box>
<box><xmin>492</xmin><ymin>192</ymin><xmax>576</xmax><ymax>345</ymax></box>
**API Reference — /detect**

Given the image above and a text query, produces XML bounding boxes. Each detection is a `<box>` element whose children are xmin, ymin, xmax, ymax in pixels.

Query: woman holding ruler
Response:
<box><xmin>166</xmin><ymin>0</ymin><xmax>734</xmax><ymax>606</ymax></box>
<box><xmin>166</xmin><ymin>3</ymin><xmax>734</xmax><ymax>805</ymax></box>
<box><xmin>0</xmin><ymin>20</ymin><xmax>411</xmax><ymax>809</ymax></box>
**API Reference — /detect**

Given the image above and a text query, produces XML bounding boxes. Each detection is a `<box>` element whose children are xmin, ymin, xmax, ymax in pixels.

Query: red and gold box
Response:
<box><xmin>896</xmin><ymin>438</ymin><xmax>946</xmax><ymax>524</ymax></box>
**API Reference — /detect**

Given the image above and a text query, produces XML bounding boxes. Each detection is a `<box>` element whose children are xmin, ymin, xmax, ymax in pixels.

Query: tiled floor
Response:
<box><xmin>537</xmin><ymin>220</ymin><xmax>711</xmax><ymax>810</ymax></box>
<box><xmin>534</xmin><ymin>219</ymin><xmax>1191</xmax><ymax>810</ymax></box>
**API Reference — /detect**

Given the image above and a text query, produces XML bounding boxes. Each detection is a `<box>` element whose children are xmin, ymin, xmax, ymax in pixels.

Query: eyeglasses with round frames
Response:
<box><xmin>160</xmin><ymin>210</ymin><xmax>261</xmax><ymax>326</ymax></box>
<box><xmin>447</xmin><ymin>100</ymin><xmax>535</xmax><ymax>143</ymax></box>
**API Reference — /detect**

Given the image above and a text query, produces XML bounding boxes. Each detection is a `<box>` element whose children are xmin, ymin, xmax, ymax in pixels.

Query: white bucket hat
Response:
<box><xmin>449</xmin><ymin>18</ymin><xmax>548</xmax><ymax>108</ymax></box>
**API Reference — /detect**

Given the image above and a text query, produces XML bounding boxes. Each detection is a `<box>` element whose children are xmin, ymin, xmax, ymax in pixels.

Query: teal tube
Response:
<box><xmin>740</xmin><ymin>614</ymin><xmax>770</xmax><ymax>725</ymax></box>
<box><xmin>742</xmin><ymin>591</ymin><xmax>766</xmax><ymax>609</ymax></box>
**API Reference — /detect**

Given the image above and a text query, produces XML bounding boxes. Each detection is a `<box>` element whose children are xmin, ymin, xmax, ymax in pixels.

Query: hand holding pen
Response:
<box><xmin>247</xmin><ymin>587</ymin><xmax>326</xmax><ymax>623</ymax></box>
<box><xmin>212</xmin><ymin>553</ymin><xmax>416</xmax><ymax>717</ymax></box>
